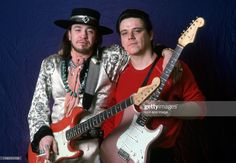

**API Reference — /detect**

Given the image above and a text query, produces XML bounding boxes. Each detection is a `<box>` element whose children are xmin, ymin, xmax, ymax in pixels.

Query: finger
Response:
<box><xmin>52</xmin><ymin>139</ymin><xmax>58</xmax><ymax>154</ymax></box>
<box><xmin>38</xmin><ymin>149</ymin><xmax>45</xmax><ymax>155</ymax></box>
<box><xmin>38</xmin><ymin>142</ymin><xmax>46</xmax><ymax>156</ymax></box>
<box><xmin>44</xmin><ymin>144</ymin><xmax>51</xmax><ymax>160</ymax></box>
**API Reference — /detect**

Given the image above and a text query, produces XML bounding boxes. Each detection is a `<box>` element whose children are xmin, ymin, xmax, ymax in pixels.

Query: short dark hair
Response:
<box><xmin>116</xmin><ymin>9</ymin><xmax>153</xmax><ymax>34</ymax></box>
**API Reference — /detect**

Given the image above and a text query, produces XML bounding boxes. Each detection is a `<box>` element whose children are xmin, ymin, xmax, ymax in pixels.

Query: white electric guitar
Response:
<box><xmin>116</xmin><ymin>17</ymin><xmax>205</xmax><ymax>163</ymax></box>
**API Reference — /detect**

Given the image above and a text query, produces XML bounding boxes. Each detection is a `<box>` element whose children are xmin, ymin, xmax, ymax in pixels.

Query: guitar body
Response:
<box><xmin>100</xmin><ymin>105</ymin><xmax>163</xmax><ymax>163</ymax></box>
<box><xmin>117</xmin><ymin>114</ymin><xmax>163</xmax><ymax>163</ymax></box>
<box><xmin>28</xmin><ymin>107</ymin><xmax>84</xmax><ymax>163</ymax></box>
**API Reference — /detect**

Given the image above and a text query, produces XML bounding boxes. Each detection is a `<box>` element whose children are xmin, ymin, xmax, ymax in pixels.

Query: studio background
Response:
<box><xmin>0</xmin><ymin>0</ymin><xmax>235</xmax><ymax>162</ymax></box>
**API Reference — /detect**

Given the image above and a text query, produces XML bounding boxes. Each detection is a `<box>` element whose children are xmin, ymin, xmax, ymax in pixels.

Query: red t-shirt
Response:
<box><xmin>102</xmin><ymin>57</ymin><xmax>205</xmax><ymax>148</ymax></box>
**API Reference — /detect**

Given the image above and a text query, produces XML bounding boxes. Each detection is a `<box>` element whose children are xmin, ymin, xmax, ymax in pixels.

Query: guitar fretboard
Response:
<box><xmin>154</xmin><ymin>45</ymin><xmax>183</xmax><ymax>97</ymax></box>
<box><xmin>66</xmin><ymin>96</ymin><xmax>134</xmax><ymax>140</ymax></box>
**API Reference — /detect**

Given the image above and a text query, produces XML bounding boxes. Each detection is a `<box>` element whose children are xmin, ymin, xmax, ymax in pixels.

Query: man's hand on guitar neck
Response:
<box><xmin>39</xmin><ymin>135</ymin><xmax>58</xmax><ymax>161</ymax></box>
<box><xmin>162</xmin><ymin>48</ymin><xmax>173</xmax><ymax>70</ymax></box>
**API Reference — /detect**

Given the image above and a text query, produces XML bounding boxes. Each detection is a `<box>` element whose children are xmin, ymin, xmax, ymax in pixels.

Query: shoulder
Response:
<box><xmin>102</xmin><ymin>44</ymin><xmax>129</xmax><ymax>60</ymax></box>
<box><xmin>101</xmin><ymin>44</ymin><xmax>130</xmax><ymax>68</ymax></box>
<box><xmin>100</xmin><ymin>44</ymin><xmax>130</xmax><ymax>81</ymax></box>
<box><xmin>43</xmin><ymin>53</ymin><xmax>62</xmax><ymax>63</ymax></box>
<box><xmin>40</xmin><ymin>53</ymin><xmax>62</xmax><ymax>74</ymax></box>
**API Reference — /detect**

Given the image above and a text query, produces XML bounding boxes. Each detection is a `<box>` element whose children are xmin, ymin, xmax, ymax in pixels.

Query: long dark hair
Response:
<box><xmin>59</xmin><ymin>31</ymin><xmax>71</xmax><ymax>59</ymax></box>
<box><xmin>59</xmin><ymin>29</ymin><xmax>103</xmax><ymax>60</ymax></box>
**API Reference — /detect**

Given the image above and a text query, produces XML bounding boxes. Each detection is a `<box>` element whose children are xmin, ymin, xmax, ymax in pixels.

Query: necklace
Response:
<box><xmin>61</xmin><ymin>59</ymin><xmax>88</xmax><ymax>97</ymax></box>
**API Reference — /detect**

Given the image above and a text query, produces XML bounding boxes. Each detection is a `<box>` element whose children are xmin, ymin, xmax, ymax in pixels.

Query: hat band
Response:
<box><xmin>70</xmin><ymin>15</ymin><xmax>98</xmax><ymax>26</ymax></box>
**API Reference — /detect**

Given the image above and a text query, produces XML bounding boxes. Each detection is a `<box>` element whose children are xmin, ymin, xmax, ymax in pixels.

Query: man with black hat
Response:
<box><xmin>27</xmin><ymin>7</ymin><xmax>132</xmax><ymax>163</ymax></box>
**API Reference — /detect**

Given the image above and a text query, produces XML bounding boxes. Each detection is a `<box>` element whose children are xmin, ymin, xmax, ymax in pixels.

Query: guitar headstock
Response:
<box><xmin>178</xmin><ymin>17</ymin><xmax>205</xmax><ymax>47</ymax></box>
<box><xmin>133</xmin><ymin>77</ymin><xmax>160</xmax><ymax>106</ymax></box>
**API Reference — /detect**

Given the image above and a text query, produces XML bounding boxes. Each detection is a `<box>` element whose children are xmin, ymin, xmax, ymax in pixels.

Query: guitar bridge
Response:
<box><xmin>118</xmin><ymin>148</ymin><xmax>130</xmax><ymax>161</ymax></box>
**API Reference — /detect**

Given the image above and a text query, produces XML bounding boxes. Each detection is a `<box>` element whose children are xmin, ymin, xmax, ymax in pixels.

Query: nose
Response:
<box><xmin>80</xmin><ymin>30</ymin><xmax>88</xmax><ymax>39</ymax></box>
<box><xmin>128</xmin><ymin>31</ymin><xmax>135</xmax><ymax>40</ymax></box>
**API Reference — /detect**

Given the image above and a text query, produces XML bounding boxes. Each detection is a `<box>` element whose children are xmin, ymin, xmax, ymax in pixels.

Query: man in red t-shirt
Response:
<box><xmin>101</xmin><ymin>9</ymin><xmax>205</xmax><ymax>163</ymax></box>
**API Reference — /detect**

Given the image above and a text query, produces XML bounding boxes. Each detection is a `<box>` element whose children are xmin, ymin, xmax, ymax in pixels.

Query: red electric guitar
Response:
<box><xmin>28</xmin><ymin>77</ymin><xmax>161</xmax><ymax>162</ymax></box>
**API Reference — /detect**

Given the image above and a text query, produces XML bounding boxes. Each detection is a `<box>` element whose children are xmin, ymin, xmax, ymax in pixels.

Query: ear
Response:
<box><xmin>68</xmin><ymin>30</ymin><xmax>72</xmax><ymax>41</ymax></box>
<box><xmin>149</xmin><ymin>31</ymin><xmax>154</xmax><ymax>41</ymax></box>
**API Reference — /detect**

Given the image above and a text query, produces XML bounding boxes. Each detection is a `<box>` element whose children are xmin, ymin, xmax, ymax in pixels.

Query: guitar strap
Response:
<box><xmin>137</xmin><ymin>55</ymin><xmax>160</xmax><ymax>126</ymax></box>
<box><xmin>82</xmin><ymin>48</ymin><xmax>103</xmax><ymax>110</ymax></box>
<box><xmin>141</xmin><ymin>55</ymin><xmax>159</xmax><ymax>87</ymax></box>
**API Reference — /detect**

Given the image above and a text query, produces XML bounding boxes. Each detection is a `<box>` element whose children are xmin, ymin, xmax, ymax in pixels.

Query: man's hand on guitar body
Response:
<box><xmin>39</xmin><ymin>135</ymin><xmax>58</xmax><ymax>161</ymax></box>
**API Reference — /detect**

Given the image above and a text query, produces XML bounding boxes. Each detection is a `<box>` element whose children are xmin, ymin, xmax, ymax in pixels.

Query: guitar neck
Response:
<box><xmin>66</xmin><ymin>96</ymin><xmax>134</xmax><ymax>140</ymax></box>
<box><xmin>137</xmin><ymin>45</ymin><xmax>183</xmax><ymax>126</ymax></box>
<box><xmin>151</xmin><ymin>44</ymin><xmax>183</xmax><ymax>99</ymax></box>
<box><xmin>135</xmin><ymin>16</ymin><xmax>205</xmax><ymax>125</ymax></box>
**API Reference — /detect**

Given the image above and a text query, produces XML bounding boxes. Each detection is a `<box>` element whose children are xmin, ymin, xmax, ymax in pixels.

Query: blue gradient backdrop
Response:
<box><xmin>0</xmin><ymin>0</ymin><xmax>235</xmax><ymax>162</ymax></box>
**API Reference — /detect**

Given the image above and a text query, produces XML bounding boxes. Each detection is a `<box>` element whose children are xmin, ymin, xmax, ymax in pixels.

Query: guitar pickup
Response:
<box><xmin>118</xmin><ymin>148</ymin><xmax>130</xmax><ymax>161</ymax></box>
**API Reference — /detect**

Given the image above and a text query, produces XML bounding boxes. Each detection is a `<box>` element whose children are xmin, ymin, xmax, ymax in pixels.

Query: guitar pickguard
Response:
<box><xmin>117</xmin><ymin>114</ymin><xmax>163</xmax><ymax>163</ymax></box>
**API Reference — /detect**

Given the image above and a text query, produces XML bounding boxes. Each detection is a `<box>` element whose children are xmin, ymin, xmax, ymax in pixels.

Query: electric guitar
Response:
<box><xmin>28</xmin><ymin>77</ymin><xmax>161</xmax><ymax>163</ymax></box>
<box><xmin>115</xmin><ymin>17</ymin><xmax>205</xmax><ymax>163</ymax></box>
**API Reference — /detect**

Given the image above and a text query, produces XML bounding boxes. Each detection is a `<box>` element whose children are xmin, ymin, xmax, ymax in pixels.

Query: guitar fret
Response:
<box><xmin>75</xmin><ymin>124</ymin><xmax>81</xmax><ymax>134</ymax></box>
<box><xmin>103</xmin><ymin>112</ymin><xmax>108</xmax><ymax>119</ymax></box>
<box><xmin>99</xmin><ymin>113</ymin><xmax>105</xmax><ymax>121</ymax></box>
<box><xmin>87</xmin><ymin>119</ymin><xmax>93</xmax><ymax>129</ymax></box>
<box><xmin>155</xmin><ymin>89</ymin><xmax>161</xmax><ymax>96</ymax></box>
<box><xmin>161</xmin><ymin>76</ymin><xmax>167</xmax><ymax>82</ymax></box>
<box><xmin>92</xmin><ymin>118</ymin><xmax>97</xmax><ymax>126</ymax></box>
<box><xmin>71</xmin><ymin>128</ymin><xmax>75</xmax><ymax>137</ymax></box>
<box><xmin>169</xmin><ymin>63</ymin><xmax>175</xmax><ymax>69</ymax></box>
<box><xmin>107</xmin><ymin>109</ymin><xmax>112</xmax><ymax>117</ymax></box>
<box><xmin>96</xmin><ymin>115</ymin><xmax>100</xmax><ymax>124</ymax></box>
<box><xmin>121</xmin><ymin>100</ymin><xmax>127</xmax><ymax>109</ymax></box>
<box><xmin>83</xmin><ymin>122</ymin><xmax>88</xmax><ymax>131</ymax></box>
<box><xmin>85</xmin><ymin>121</ymin><xmax>89</xmax><ymax>130</ymax></box>
<box><xmin>80</xmin><ymin>123</ymin><xmax>85</xmax><ymax>133</ymax></box>
<box><xmin>66</xmin><ymin>130</ymin><xmax>72</xmax><ymax>140</ymax></box>
<box><xmin>74</xmin><ymin>127</ymin><xmax>79</xmax><ymax>136</ymax></box>
<box><xmin>71</xmin><ymin>128</ymin><xmax>76</xmax><ymax>138</ymax></box>
<box><xmin>165</xmin><ymin>67</ymin><xmax>171</xmax><ymax>72</ymax></box>
<box><xmin>115</xmin><ymin>105</ymin><xmax>121</xmax><ymax>112</ymax></box>
<box><xmin>126</xmin><ymin>97</ymin><xmax>133</xmax><ymax>106</ymax></box>
<box><xmin>112</xmin><ymin>107</ymin><xmax>117</xmax><ymax>115</ymax></box>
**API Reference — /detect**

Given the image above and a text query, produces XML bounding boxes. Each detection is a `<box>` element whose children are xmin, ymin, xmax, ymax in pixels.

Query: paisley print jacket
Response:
<box><xmin>28</xmin><ymin>44</ymin><xmax>129</xmax><ymax>142</ymax></box>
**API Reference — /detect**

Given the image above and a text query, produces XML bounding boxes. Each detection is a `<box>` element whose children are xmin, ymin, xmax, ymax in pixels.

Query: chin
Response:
<box><xmin>126</xmin><ymin>47</ymin><xmax>140</xmax><ymax>55</ymax></box>
<box><xmin>127</xmin><ymin>50</ymin><xmax>139</xmax><ymax>56</ymax></box>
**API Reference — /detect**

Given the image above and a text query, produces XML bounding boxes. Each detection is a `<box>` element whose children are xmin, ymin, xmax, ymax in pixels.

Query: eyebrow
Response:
<box><xmin>72</xmin><ymin>24</ymin><xmax>96</xmax><ymax>30</ymax></box>
<box><xmin>120</xmin><ymin>27</ymin><xmax>145</xmax><ymax>33</ymax></box>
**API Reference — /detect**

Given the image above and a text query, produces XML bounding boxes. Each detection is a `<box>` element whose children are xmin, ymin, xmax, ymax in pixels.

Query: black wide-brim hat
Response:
<box><xmin>54</xmin><ymin>8</ymin><xmax>113</xmax><ymax>35</ymax></box>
